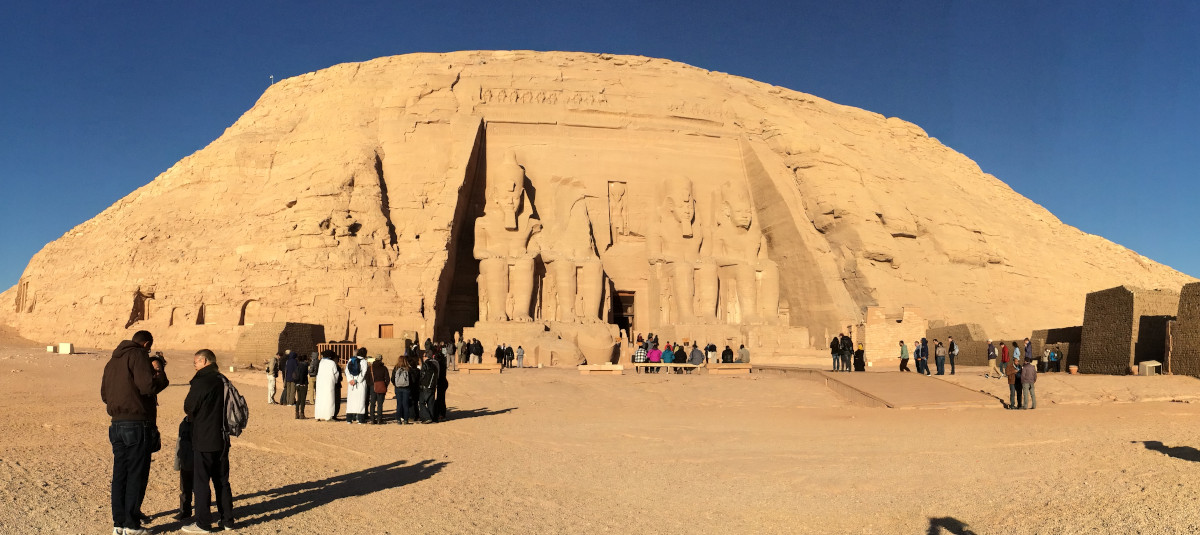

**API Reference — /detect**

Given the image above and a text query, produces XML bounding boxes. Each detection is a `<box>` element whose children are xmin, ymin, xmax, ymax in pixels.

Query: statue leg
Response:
<box><xmin>510</xmin><ymin>257</ymin><xmax>535</xmax><ymax>322</ymax></box>
<box><xmin>695</xmin><ymin>262</ymin><xmax>718</xmax><ymax>323</ymax></box>
<box><xmin>735</xmin><ymin>264</ymin><xmax>762</xmax><ymax>324</ymax></box>
<box><xmin>671</xmin><ymin>262</ymin><xmax>695</xmax><ymax>322</ymax></box>
<box><xmin>551</xmin><ymin>260</ymin><xmax>577</xmax><ymax>323</ymax></box>
<box><xmin>480</xmin><ymin>257</ymin><xmax>508</xmax><ymax>321</ymax></box>
<box><xmin>580</xmin><ymin>258</ymin><xmax>604</xmax><ymax>323</ymax></box>
<box><xmin>758</xmin><ymin>261</ymin><xmax>780</xmax><ymax>324</ymax></box>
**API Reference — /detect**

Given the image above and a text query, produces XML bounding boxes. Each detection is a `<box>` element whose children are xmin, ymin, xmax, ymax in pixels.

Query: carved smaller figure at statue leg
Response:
<box><xmin>510</xmin><ymin>257</ymin><xmax>535</xmax><ymax>322</ymax></box>
<box><xmin>579</xmin><ymin>258</ymin><xmax>604</xmax><ymax>323</ymax></box>
<box><xmin>480</xmin><ymin>257</ymin><xmax>509</xmax><ymax>321</ymax></box>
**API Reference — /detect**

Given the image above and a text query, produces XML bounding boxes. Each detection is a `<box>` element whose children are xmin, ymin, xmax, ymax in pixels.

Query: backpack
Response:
<box><xmin>393</xmin><ymin>367</ymin><xmax>410</xmax><ymax>388</ymax></box>
<box><xmin>219</xmin><ymin>375</ymin><xmax>250</xmax><ymax>437</ymax></box>
<box><xmin>309</xmin><ymin>358</ymin><xmax>320</xmax><ymax>377</ymax></box>
<box><xmin>421</xmin><ymin>361</ymin><xmax>439</xmax><ymax>389</ymax></box>
<box><xmin>347</xmin><ymin>357</ymin><xmax>362</xmax><ymax>376</ymax></box>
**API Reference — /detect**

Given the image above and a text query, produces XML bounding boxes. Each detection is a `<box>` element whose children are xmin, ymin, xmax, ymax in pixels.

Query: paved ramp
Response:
<box><xmin>755</xmin><ymin>367</ymin><xmax>1000</xmax><ymax>409</ymax></box>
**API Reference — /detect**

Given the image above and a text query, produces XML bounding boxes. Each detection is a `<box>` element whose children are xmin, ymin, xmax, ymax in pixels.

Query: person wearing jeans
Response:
<box><xmin>1021</xmin><ymin>358</ymin><xmax>1038</xmax><ymax>409</ymax></box>
<box><xmin>1005</xmin><ymin>357</ymin><xmax>1021</xmax><ymax>409</ymax></box>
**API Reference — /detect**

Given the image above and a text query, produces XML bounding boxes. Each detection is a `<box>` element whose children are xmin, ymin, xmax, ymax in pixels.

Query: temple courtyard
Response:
<box><xmin>4</xmin><ymin>341</ymin><xmax>1200</xmax><ymax>534</ymax></box>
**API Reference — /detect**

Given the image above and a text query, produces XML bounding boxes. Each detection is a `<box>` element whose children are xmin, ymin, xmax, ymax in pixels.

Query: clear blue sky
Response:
<box><xmin>2</xmin><ymin>1</ymin><xmax>1197</xmax><ymax>289</ymax></box>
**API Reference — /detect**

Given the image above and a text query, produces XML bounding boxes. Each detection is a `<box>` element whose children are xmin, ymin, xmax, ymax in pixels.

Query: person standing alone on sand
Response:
<box><xmin>182</xmin><ymin>349</ymin><xmax>235</xmax><ymax>533</ymax></box>
<box><xmin>101</xmin><ymin>330</ymin><xmax>168</xmax><ymax>535</ymax></box>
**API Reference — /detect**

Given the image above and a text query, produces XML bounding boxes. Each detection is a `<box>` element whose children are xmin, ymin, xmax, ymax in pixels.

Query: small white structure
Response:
<box><xmin>57</xmin><ymin>343</ymin><xmax>73</xmax><ymax>355</ymax></box>
<box><xmin>46</xmin><ymin>345</ymin><xmax>56</xmax><ymax>353</ymax></box>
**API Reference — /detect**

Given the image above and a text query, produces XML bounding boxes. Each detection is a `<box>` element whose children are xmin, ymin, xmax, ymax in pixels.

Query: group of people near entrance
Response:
<box><xmin>630</xmin><ymin>333</ymin><xmax>749</xmax><ymax>373</ymax></box>
<box><xmin>896</xmin><ymin>337</ymin><xmax>961</xmax><ymax>375</ymax></box>
<box><xmin>101</xmin><ymin>330</ymin><xmax>238</xmax><ymax>534</ymax></box>
<box><xmin>266</xmin><ymin>340</ymin><xmax>450</xmax><ymax>426</ymax></box>
<box><xmin>829</xmin><ymin>332</ymin><xmax>866</xmax><ymax>372</ymax></box>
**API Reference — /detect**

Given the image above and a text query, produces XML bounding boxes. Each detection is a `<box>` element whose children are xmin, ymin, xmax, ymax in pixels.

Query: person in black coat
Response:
<box><xmin>182</xmin><ymin>349</ymin><xmax>235</xmax><ymax>532</ymax></box>
<box><xmin>434</xmin><ymin>352</ymin><xmax>449</xmax><ymax>421</ymax></box>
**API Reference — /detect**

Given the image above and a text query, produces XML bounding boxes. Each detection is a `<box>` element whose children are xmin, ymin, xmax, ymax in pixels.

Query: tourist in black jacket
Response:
<box><xmin>182</xmin><ymin>349</ymin><xmax>235</xmax><ymax>532</ymax></box>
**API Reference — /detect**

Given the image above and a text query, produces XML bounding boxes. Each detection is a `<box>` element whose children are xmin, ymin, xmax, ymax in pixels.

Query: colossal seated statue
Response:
<box><xmin>473</xmin><ymin>151</ymin><xmax>540</xmax><ymax>322</ymax></box>
<box><xmin>540</xmin><ymin>177</ymin><xmax>604</xmax><ymax>323</ymax></box>
<box><xmin>647</xmin><ymin>175</ymin><xmax>717</xmax><ymax>323</ymax></box>
<box><xmin>713</xmin><ymin>180</ymin><xmax>780</xmax><ymax>325</ymax></box>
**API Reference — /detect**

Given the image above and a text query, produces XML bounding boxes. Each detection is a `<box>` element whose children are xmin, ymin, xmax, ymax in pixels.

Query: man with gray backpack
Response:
<box><xmin>181</xmin><ymin>349</ymin><xmax>239</xmax><ymax>533</ymax></box>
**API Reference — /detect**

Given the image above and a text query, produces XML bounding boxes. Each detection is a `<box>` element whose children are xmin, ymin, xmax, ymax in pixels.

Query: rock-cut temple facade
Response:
<box><xmin>2</xmin><ymin>51</ymin><xmax>1194</xmax><ymax>364</ymax></box>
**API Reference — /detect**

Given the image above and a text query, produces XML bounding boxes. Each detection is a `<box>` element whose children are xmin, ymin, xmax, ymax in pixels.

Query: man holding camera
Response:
<box><xmin>101</xmin><ymin>330</ymin><xmax>169</xmax><ymax>535</ymax></box>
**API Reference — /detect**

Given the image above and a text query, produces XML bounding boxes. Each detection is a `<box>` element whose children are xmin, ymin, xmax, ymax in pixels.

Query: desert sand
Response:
<box><xmin>4</xmin><ymin>339</ymin><xmax>1200</xmax><ymax>534</ymax></box>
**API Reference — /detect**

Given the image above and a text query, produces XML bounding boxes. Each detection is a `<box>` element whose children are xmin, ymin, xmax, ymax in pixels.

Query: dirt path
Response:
<box><xmin>3</xmin><ymin>347</ymin><xmax>1200</xmax><ymax>534</ymax></box>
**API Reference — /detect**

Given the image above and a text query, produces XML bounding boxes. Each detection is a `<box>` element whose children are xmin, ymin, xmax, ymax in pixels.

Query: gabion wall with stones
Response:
<box><xmin>232</xmin><ymin>322</ymin><xmax>326</xmax><ymax>366</ymax></box>
<box><xmin>926</xmin><ymin>323</ymin><xmax>989</xmax><ymax>366</ymax></box>
<box><xmin>1170</xmin><ymin>282</ymin><xmax>1200</xmax><ymax>376</ymax></box>
<box><xmin>1032</xmin><ymin>326</ymin><xmax>1082</xmax><ymax>369</ymax></box>
<box><xmin>1080</xmin><ymin>286</ymin><xmax>1179</xmax><ymax>375</ymax></box>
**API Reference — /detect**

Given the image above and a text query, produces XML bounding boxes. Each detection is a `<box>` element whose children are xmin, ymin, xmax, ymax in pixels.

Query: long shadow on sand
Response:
<box><xmin>1137</xmin><ymin>440</ymin><xmax>1200</xmax><ymax>462</ymax></box>
<box><xmin>927</xmin><ymin>516</ymin><xmax>979</xmax><ymax>535</ymax></box>
<box><xmin>446</xmin><ymin>406</ymin><xmax>515</xmax><ymax>421</ymax></box>
<box><xmin>155</xmin><ymin>459</ymin><xmax>447</xmax><ymax>531</ymax></box>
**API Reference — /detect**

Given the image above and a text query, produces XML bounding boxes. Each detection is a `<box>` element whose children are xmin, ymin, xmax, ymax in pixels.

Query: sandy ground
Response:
<box><xmin>3</xmin><ymin>342</ymin><xmax>1200</xmax><ymax>535</ymax></box>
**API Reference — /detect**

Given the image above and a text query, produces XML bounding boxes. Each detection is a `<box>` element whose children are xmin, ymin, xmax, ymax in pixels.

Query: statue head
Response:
<box><xmin>721</xmin><ymin>181</ymin><xmax>754</xmax><ymax>230</ymax></box>
<box><xmin>489</xmin><ymin>150</ymin><xmax>525</xmax><ymax>229</ymax></box>
<box><xmin>663</xmin><ymin>175</ymin><xmax>695</xmax><ymax>237</ymax></box>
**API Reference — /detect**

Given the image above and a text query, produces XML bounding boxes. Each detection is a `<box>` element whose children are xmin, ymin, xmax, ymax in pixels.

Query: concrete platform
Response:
<box><xmin>707</xmin><ymin>363</ymin><xmax>751</xmax><ymax>375</ymax></box>
<box><xmin>754</xmin><ymin>366</ymin><xmax>999</xmax><ymax>409</ymax></box>
<box><xmin>579</xmin><ymin>364</ymin><xmax>624</xmax><ymax>375</ymax></box>
<box><xmin>460</xmin><ymin>363</ymin><xmax>503</xmax><ymax>374</ymax></box>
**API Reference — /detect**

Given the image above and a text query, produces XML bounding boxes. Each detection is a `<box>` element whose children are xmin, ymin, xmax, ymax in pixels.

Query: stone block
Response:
<box><xmin>707</xmin><ymin>363</ymin><xmax>751</xmax><ymax>375</ymax></box>
<box><xmin>57</xmin><ymin>343</ymin><xmax>73</xmax><ymax>355</ymax></box>
<box><xmin>1080</xmin><ymin>286</ymin><xmax>1178</xmax><ymax>375</ymax></box>
<box><xmin>460</xmin><ymin>363</ymin><xmax>502</xmax><ymax>374</ymax></box>
<box><xmin>578</xmin><ymin>364</ymin><xmax>623</xmax><ymax>375</ymax></box>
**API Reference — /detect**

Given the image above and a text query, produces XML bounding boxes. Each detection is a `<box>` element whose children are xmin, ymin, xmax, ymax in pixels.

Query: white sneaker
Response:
<box><xmin>124</xmin><ymin>527</ymin><xmax>156</xmax><ymax>535</ymax></box>
<box><xmin>181</xmin><ymin>524</ymin><xmax>218</xmax><ymax>534</ymax></box>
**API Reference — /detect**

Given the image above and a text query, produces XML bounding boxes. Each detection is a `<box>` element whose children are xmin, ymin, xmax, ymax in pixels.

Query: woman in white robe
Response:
<box><xmin>344</xmin><ymin>350</ymin><xmax>369</xmax><ymax>424</ymax></box>
<box><xmin>313</xmin><ymin>353</ymin><xmax>341</xmax><ymax>421</ymax></box>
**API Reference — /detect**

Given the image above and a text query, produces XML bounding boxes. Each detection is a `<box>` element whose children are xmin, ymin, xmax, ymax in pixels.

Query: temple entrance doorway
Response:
<box><xmin>613</xmin><ymin>291</ymin><xmax>635</xmax><ymax>342</ymax></box>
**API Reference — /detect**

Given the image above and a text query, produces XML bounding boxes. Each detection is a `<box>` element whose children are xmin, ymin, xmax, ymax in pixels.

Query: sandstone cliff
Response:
<box><xmin>2</xmin><ymin>51</ymin><xmax>1193</xmax><ymax>350</ymax></box>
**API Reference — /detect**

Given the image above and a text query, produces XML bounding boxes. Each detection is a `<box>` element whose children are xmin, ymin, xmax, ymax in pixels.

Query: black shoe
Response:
<box><xmin>174</xmin><ymin>510</ymin><xmax>193</xmax><ymax>521</ymax></box>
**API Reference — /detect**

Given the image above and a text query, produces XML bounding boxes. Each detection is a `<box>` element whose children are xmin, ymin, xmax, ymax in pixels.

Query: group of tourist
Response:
<box><xmin>268</xmin><ymin>341</ymin><xmax>451</xmax><ymax>425</ymax></box>
<box><xmin>829</xmin><ymin>333</ymin><xmax>866</xmax><ymax>372</ymax></box>
<box><xmin>896</xmin><ymin>337</ymin><xmax>960</xmax><ymax>375</ymax></box>
<box><xmin>629</xmin><ymin>333</ymin><xmax>750</xmax><ymax>373</ymax></box>
<box><xmin>984</xmin><ymin>338</ymin><xmax>1064</xmax><ymax>377</ymax></box>
<box><xmin>101</xmin><ymin>330</ymin><xmax>238</xmax><ymax>534</ymax></box>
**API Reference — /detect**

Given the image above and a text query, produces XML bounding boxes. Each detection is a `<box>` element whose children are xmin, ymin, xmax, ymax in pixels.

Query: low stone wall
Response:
<box><xmin>1171</xmin><ymin>283</ymin><xmax>1200</xmax><ymax>376</ymax></box>
<box><xmin>1079</xmin><ymin>286</ymin><xmax>1178</xmax><ymax>375</ymax></box>
<box><xmin>926</xmin><ymin>324</ymin><xmax>989</xmax><ymax>366</ymax></box>
<box><xmin>232</xmin><ymin>322</ymin><xmax>325</xmax><ymax>366</ymax></box>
